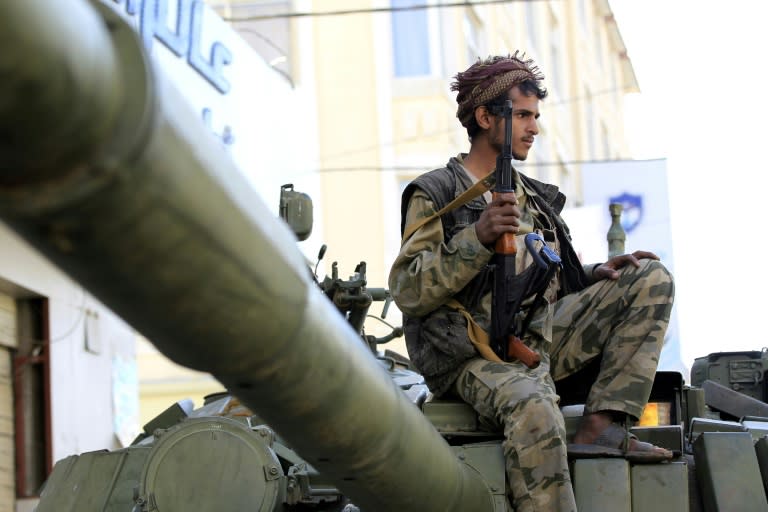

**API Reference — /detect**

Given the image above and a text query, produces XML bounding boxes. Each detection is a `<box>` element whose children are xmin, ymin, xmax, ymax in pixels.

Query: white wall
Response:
<box><xmin>101</xmin><ymin>0</ymin><xmax>324</xmax><ymax>260</ymax></box>
<box><xmin>0</xmin><ymin>223</ymin><xmax>136</xmax><ymax>458</ymax></box>
<box><xmin>0</xmin><ymin>0</ymin><xmax>321</xmax><ymax>464</ymax></box>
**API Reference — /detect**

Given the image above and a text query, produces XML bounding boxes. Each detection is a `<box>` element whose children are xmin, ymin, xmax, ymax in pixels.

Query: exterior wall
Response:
<box><xmin>0</xmin><ymin>1</ymin><xmax>321</xmax><ymax>508</ymax></box>
<box><xmin>137</xmin><ymin>0</ymin><xmax>641</xmax><ymax>416</ymax></box>
<box><xmin>0</xmin><ymin>294</ymin><xmax>16</xmax><ymax>511</ymax></box>
<box><xmin>311</xmin><ymin>0</ymin><xmax>389</xmax><ymax>287</ymax></box>
<box><xmin>137</xmin><ymin>337</ymin><xmax>223</xmax><ymax>425</ymax></box>
<box><xmin>0</xmin><ymin>226</ymin><xmax>138</xmax><ymax>456</ymax></box>
<box><xmin>0</xmin><ymin>224</ymin><xmax>137</xmax><ymax>511</ymax></box>
<box><xmin>308</xmin><ymin>0</ymin><xmax>639</xmax><ymax>342</ymax></box>
<box><xmin>124</xmin><ymin>0</ymin><xmax>323</xmax><ymax>427</ymax></box>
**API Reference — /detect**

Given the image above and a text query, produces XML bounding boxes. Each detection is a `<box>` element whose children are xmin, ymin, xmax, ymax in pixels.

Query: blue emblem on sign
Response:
<box><xmin>609</xmin><ymin>193</ymin><xmax>643</xmax><ymax>233</ymax></box>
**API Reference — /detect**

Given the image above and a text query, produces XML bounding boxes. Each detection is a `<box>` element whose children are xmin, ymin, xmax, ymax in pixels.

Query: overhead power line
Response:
<box><xmin>313</xmin><ymin>157</ymin><xmax>667</xmax><ymax>174</ymax></box>
<box><xmin>318</xmin><ymin>83</ymin><xmax>637</xmax><ymax>162</ymax></box>
<box><xmin>223</xmin><ymin>0</ymin><xmax>546</xmax><ymax>22</ymax></box>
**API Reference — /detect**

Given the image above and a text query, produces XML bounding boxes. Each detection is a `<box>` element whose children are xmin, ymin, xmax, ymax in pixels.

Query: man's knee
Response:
<box><xmin>621</xmin><ymin>259</ymin><xmax>674</xmax><ymax>301</ymax></box>
<box><xmin>499</xmin><ymin>394</ymin><xmax>564</xmax><ymax>436</ymax></box>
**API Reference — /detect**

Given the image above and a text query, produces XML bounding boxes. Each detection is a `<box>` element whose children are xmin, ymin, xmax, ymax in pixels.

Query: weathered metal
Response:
<box><xmin>0</xmin><ymin>1</ymin><xmax>494</xmax><ymax>510</ymax></box>
<box><xmin>5</xmin><ymin>2</ymin><xmax>768</xmax><ymax>511</ymax></box>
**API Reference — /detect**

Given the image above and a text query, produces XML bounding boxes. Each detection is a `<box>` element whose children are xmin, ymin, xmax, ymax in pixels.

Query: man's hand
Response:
<box><xmin>475</xmin><ymin>192</ymin><xmax>520</xmax><ymax>245</ymax></box>
<box><xmin>593</xmin><ymin>250</ymin><xmax>659</xmax><ymax>281</ymax></box>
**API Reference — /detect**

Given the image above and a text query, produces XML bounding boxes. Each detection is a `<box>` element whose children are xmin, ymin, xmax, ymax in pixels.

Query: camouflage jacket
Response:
<box><xmin>389</xmin><ymin>155</ymin><xmax>594</xmax><ymax>396</ymax></box>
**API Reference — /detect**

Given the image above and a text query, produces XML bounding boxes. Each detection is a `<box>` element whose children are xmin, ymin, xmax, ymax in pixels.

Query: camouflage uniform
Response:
<box><xmin>389</xmin><ymin>155</ymin><xmax>674</xmax><ymax>512</ymax></box>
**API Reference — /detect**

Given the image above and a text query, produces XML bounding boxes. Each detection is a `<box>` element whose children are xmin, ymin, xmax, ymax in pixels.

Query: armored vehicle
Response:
<box><xmin>2</xmin><ymin>1</ymin><xmax>768</xmax><ymax>510</ymax></box>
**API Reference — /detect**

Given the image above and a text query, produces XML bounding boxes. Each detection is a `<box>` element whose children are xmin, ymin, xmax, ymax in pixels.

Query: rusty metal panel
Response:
<box><xmin>573</xmin><ymin>459</ymin><xmax>631</xmax><ymax>512</ymax></box>
<box><xmin>693</xmin><ymin>432</ymin><xmax>768</xmax><ymax>511</ymax></box>
<box><xmin>631</xmin><ymin>462</ymin><xmax>689</xmax><ymax>512</ymax></box>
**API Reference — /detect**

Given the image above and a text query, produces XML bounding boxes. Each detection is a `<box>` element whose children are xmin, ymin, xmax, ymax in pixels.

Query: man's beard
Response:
<box><xmin>493</xmin><ymin>139</ymin><xmax>528</xmax><ymax>161</ymax></box>
<box><xmin>511</xmin><ymin>149</ymin><xmax>528</xmax><ymax>161</ymax></box>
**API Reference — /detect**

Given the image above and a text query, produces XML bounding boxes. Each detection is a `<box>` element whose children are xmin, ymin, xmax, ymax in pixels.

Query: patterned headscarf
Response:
<box><xmin>451</xmin><ymin>52</ymin><xmax>544</xmax><ymax>128</ymax></box>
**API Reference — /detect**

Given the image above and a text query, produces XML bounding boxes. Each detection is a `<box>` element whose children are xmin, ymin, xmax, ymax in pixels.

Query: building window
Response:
<box><xmin>391</xmin><ymin>0</ymin><xmax>431</xmax><ymax>77</ymax></box>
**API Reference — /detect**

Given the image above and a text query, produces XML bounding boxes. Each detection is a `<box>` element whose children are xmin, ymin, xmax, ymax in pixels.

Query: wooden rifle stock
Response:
<box><xmin>508</xmin><ymin>335</ymin><xmax>540</xmax><ymax>368</ymax></box>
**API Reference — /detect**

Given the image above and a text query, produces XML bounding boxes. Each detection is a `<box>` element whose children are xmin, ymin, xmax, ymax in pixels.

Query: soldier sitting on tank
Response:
<box><xmin>388</xmin><ymin>53</ymin><xmax>675</xmax><ymax>512</ymax></box>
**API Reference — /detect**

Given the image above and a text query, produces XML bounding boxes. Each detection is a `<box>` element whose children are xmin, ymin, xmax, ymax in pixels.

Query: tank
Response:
<box><xmin>1</xmin><ymin>1</ymin><xmax>768</xmax><ymax>511</ymax></box>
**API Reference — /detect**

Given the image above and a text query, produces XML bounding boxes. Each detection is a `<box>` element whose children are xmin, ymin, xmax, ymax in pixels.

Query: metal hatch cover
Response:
<box><xmin>138</xmin><ymin>417</ymin><xmax>282</xmax><ymax>511</ymax></box>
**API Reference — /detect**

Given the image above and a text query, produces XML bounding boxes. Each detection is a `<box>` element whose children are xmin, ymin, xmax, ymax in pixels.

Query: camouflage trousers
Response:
<box><xmin>453</xmin><ymin>259</ymin><xmax>674</xmax><ymax>512</ymax></box>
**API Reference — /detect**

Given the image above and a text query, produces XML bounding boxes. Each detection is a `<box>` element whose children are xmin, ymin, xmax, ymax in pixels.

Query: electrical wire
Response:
<box><xmin>222</xmin><ymin>0</ymin><xmax>547</xmax><ymax>22</ymax></box>
<box><xmin>311</xmin><ymin>157</ymin><xmax>666</xmax><ymax>174</ymax></box>
<box><xmin>234</xmin><ymin>28</ymin><xmax>295</xmax><ymax>87</ymax></box>
<box><xmin>315</xmin><ymin>83</ymin><xmax>637</xmax><ymax>164</ymax></box>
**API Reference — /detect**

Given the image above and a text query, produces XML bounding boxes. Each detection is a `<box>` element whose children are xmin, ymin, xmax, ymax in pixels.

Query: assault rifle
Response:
<box><xmin>489</xmin><ymin>100</ymin><xmax>542</xmax><ymax>368</ymax></box>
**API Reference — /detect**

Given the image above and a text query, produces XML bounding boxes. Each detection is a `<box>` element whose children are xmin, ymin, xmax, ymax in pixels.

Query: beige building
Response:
<box><xmin>138</xmin><ymin>0</ymin><xmax>639</xmax><ymax>424</ymax></box>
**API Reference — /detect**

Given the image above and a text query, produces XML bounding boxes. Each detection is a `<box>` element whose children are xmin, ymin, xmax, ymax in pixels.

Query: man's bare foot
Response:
<box><xmin>569</xmin><ymin>411</ymin><xmax>674</xmax><ymax>462</ymax></box>
<box><xmin>572</xmin><ymin>411</ymin><xmax>614</xmax><ymax>445</ymax></box>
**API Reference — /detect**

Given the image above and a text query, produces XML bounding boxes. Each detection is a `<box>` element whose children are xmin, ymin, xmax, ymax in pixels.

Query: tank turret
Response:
<box><xmin>4</xmin><ymin>2</ymin><xmax>768</xmax><ymax>511</ymax></box>
<box><xmin>0</xmin><ymin>1</ymin><xmax>496</xmax><ymax>510</ymax></box>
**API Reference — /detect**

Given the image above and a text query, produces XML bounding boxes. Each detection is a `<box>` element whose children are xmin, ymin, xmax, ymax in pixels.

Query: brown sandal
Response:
<box><xmin>567</xmin><ymin>423</ymin><xmax>675</xmax><ymax>463</ymax></box>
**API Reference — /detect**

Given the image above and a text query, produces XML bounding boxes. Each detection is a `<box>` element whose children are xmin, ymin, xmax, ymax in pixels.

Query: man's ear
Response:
<box><xmin>474</xmin><ymin>106</ymin><xmax>493</xmax><ymax>130</ymax></box>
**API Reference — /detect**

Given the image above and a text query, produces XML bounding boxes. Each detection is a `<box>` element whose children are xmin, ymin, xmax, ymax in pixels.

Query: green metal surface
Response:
<box><xmin>743</xmin><ymin>418</ymin><xmax>768</xmax><ymax>442</ymax></box>
<box><xmin>7</xmin><ymin>2</ymin><xmax>768</xmax><ymax>511</ymax></box>
<box><xmin>632</xmin><ymin>425</ymin><xmax>684</xmax><ymax>453</ymax></box>
<box><xmin>453</xmin><ymin>443</ymin><xmax>508</xmax><ymax>510</ymax></box>
<box><xmin>572</xmin><ymin>458</ymin><xmax>631</xmax><ymax>512</ymax></box>
<box><xmin>684</xmin><ymin>386</ymin><xmax>707</xmax><ymax>426</ymax></box>
<box><xmin>0</xmin><ymin>0</ymin><xmax>123</xmax><ymax>188</ymax></box>
<box><xmin>702</xmin><ymin>379</ymin><xmax>768</xmax><ymax>419</ymax></box>
<box><xmin>689</xmin><ymin>417</ymin><xmax>747</xmax><ymax>444</ymax></box>
<box><xmin>0</xmin><ymin>1</ymin><xmax>495</xmax><ymax>510</ymax></box>
<box><xmin>756</xmin><ymin>436</ymin><xmax>768</xmax><ymax>502</ymax></box>
<box><xmin>693</xmin><ymin>432</ymin><xmax>768</xmax><ymax>511</ymax></box>
<box><xmin>607</xmin><ymin>203</ymin><xmax>626</xmax><ymax>258</ymax></box>
<box><xmin>138</xmin><ymin>418</ymin><xmax>282</xmax><ymax>512</ymax></box>
<box><xmin>36</xmin><ymin>447</ymin><xmax>151</xmax><ymax>512</ymax></box>
<box><xmin>631</xmin><ymin>462</ymin><xmax>689</xmax><ymax>512</ymax></box>
<box><xmin>691</xmin><ymin>351</ymin><xmax>768</xmax><ymax>401</ymax></box>
<box><xmin>424</xmin><ymin>400</ymin><xmax>479</xmax><ymax>433</ymax></box>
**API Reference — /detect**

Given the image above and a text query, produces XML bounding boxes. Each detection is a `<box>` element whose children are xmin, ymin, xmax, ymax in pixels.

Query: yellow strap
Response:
<box><xmin>401</xmin><ymin>170</ymin><xmax>495</xmax><ymax>244</ymax></box>
<box><xmin>446</xmin><ymin>299</ymin><xmax>503</xmax><ymax>363</ymax></box>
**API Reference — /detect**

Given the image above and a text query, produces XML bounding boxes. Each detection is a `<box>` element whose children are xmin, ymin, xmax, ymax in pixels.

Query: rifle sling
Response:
<box><xmin>403</xmin><ymin>169</ymin><xmax>540</xmax><ymax>364</ymax></box>
<box><xmin>445</xmin><ymin>299</ymin><xmax>503</xmax><ymax>364</ymax></box>
<box><xmin>401</xmin><ymin>171</ymin><xmax>494</xmax><ymax>243</ymax></box>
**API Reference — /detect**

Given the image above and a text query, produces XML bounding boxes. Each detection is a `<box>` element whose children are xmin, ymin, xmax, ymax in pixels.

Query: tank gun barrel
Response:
<box><xmin>0</xmin><ymin>1</ymin><xmax>494</xmax><ymax>510</ymax></box>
